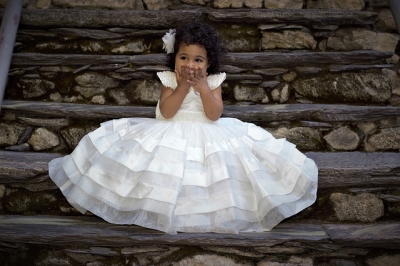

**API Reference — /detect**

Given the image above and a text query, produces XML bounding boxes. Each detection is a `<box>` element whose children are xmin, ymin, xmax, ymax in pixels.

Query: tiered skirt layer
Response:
<box><xmin>49</xmin><ymin>117</ymin><xmax>318</xmax><ymax>234</ymax></box>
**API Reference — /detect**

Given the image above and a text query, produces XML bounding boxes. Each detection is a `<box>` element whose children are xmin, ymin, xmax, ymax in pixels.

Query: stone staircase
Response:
<box><xmin>1</xmin><ymin>2</ymin><xmax>400</xmax><ymax>265</ymax></box>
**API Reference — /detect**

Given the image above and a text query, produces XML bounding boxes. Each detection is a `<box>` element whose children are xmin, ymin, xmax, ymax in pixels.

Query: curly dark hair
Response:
<box><xmin>166</xmin><ymin>21</ymin><xmax>226</xmax><ymax>74</ymax></box>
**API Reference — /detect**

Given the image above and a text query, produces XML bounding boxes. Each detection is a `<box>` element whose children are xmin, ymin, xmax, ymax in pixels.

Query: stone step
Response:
<box><xmin>2</xmin><ymin>100</ymin><xmax>400</xmax><ymax>122</ymax></box>
<box><xmin>11</xmin><ymin>50</ymin><xmax>392</xmax><ymax>68</ymax></box>
<box><xmin>1</xmin><ymin>150</ymin><xmax>399</xmax><ymax>189</ymax></box>
<box><xmin>0</xmin><ymin>8</ymin><xmax>378</xmax><ymax>28</ymax></box>
<box><xmin>0</xmin><ymin>215</ymin><xmax>398</xmax><ymax>249</ymax></box>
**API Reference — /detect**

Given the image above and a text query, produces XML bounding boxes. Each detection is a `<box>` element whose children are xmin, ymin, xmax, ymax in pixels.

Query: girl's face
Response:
<box><xmin>175</xmin><ymin>43</ymin><xmax>209</xmax><ymax>76</ymax></box>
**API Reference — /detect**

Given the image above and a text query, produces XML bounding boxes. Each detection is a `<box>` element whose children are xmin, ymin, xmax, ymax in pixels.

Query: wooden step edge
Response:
<box><xmin>0</xmin><ymin>9</ymin><xmax>377</xmax><ymax>28</ymax></box>
<box><xmin>0</xmin><ymin>215</ymin><xmax>398</xmax><ymax>248</ymax></box>
<box><xmin>1</xmin><ymin>150</ymin><xmax>399</xmax><ymax>189</ymax></box>
<box><xmin>2</xmin><ymin>100</ymin><xmax>400</xmax><ymax>122</ymax></box>
<box><xmin>11</xmin><ymin>51</ymin><xmax>393</xmax><ymax>67</ymax></box>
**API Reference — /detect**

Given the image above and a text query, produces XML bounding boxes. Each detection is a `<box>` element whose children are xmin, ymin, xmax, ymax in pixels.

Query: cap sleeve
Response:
<box><xmin>207</xmin><ymin>72</ymin><xmax>226</xmax><ymax>90</ymax></box>
<box><xmin>157</xmin><ymin>71</ymin><xmax>177</xmax><ymax>90</ymax></box>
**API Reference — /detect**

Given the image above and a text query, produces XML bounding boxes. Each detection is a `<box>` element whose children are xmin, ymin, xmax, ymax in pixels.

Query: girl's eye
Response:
<box><xmin>180</xmin><ymin>56</ymin><xmax>187</xmax><ymax>60</ymax></box>
<box><xmin>196</xmin><ymin>59</ymin><xmax>203</xmax><ymax>63</ymax></box>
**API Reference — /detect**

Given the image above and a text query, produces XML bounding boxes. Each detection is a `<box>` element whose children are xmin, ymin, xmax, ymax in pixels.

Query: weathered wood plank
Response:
<box><xmin>307</xmin><ymin>152</ymin><xmax>400</xmax><ymax>188</ymax></box>
<box><xmin>206</xmin><ymin>9</ymin><xmax>378</xmax><ymax>25</ymax></box>
<box><xmin>0</xmin><ymin>9</ymin><xmax>378</xmax><ymax>27</ymax></box>
<box><xmin>0</xmin><ymin>215</ymin><xmax>324</xmax><ymax>247</ymax></box>
<box><xmin>1</xmin><ymin>150</ymin><xmax>399</xmax><ymax>189</ymax></box>
<box><xmin>3</xmin><ymin>100</ymin><xmax>399</xmax><ymax>123</ymax></box>
<box><xmin>10</xmin><ymin>51</ymin><xmax>392</xmax><ymax>67</ymax></box>
<box><xmin>0</xmin><ymin>151</ymin><xmax>60</xmax><ymax>181</ymax></box>
<box><xmin>322</xmin><ymin>223</ymin><xmax>400</xmax><ymax>249</ymax></box>
<box><xmin>0</xmin><ymin>9</ymin><xmax>202</xmax><ymax>28</ymax></box>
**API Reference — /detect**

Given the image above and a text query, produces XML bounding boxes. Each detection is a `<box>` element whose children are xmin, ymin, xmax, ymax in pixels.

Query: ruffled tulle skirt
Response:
<box><xmin>49</xmin><ymin>117</ymin><xmax>318</xmax><ymax>234</ymax></box>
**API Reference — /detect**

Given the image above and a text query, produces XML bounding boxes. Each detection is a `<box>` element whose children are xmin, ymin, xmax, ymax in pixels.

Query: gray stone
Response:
<box><xmin>282</xmin><ymin>71</ymin><xmax>297</xmax><ymax>82</ymax></box>
<box><xmin>221</xmin><ymin>25</ymin><xmax>259</xmax><ymax>52</ymax></box>
<box><xmin>202</xmin><ymin>247</ymin><xmax>264</xmax><ymax>258</ymax></box>
<box><xmin>111</xmin><ymin>41</ymin><xmax>145</xmax><ymax>54</ymax></box>
<box><xmin>180</xmin><ymin>0</ymin><xmax>210</xmax><ymax>6</ymax></box>
<box><xmin>18</xmin><ymin>79</ymin><xmax>55</xmax><ymax>99</ymax></box>
<box><xmin>5</xmin><ymin>143</ymin><xmax>32</xmax><ymax>152</ymax></box>
<box><xmin>80</xmin><ymin>42</ymin><xmax>105</xmax><ymax>53</ymax></box>
<box><xmin>28</xmin><ymin>128</ymin><xmax>60</xmax><ymax>151</ymax></box>
<box><xmin>258</xmin><ymin>255</ymin><xmax>313</xmax><ymax>266</ymax></box>
<box><xmin>382</xmin><ymin>68</ymin><xmax>400</xmax><ymax>98</ymax></box>
<box><xmin>74</xmin><ymin>86</ymin><xmax>106</xmax><ymax>98</ymax></box>
<box><xmin>121</xmin><ymin>246</ymin><xmax>169</xmax><ymax>255</ymax></box>
<box><xmin>259</xmin><ymin>81</ymin><xmax>280</xmax><ymax>88</ymax></box>
<box><xmin>34</xmin><ymin>250</ymin><xmax>74</xmax><ymax>266</ymax></box>
<box><xmin>324</xmin><ymin>127</ymin><xmax>360</xmax><ymax>151</ymax></box>
<box><xmin>330</xmin><ymin>193</ymin><xmax>384</xmax><ymax>222</ymax></box>
<box><xmin>174</xmin><ymin>254</ymin><xmax>251</xmax><ymax>266</ymax></box>
<box><xmin>60</xmin><ymin>127</ymin><xmax>98</xmax><ymax>150</ymax></box>
<box><xmin>91</xmin><ymin>95</ymin><xmax>106</xmax><ymax>104</ymax></box>
<box><xmin>357</xmin><ymin>122</ymin><xmax>377</xmax><ymax>135</ymax></box>
<box><xmin>109</xmin><ymin>90</ymin><xmax>131</xmax><ymax>105</ymax></box>
<box><xmin>0</xmin><ymin>185</ymin><xmax>5</xmax><ymax>199</ymax></box>
<box><xmin>125</xmin><ymin>80</ymin><xmax>161</xmax><ymax>104</ymax></box>
<box><xmin>36</xmin><ymin>42</ymin><xmax>79</xmax><ymax>52</ymax></box>
<box><xmin>75</xmin><ymin>72</ymin><xmax>119</xmax><ymax>88</ymax></box>
<box><xmin>233</xmin><ymin>85</ymin><xmax>268</xmax><ymax>103</ymax></box>
<box><xmin>262</xmin><ymin>31</ymin><xmax>316</xmax><ymax>50</ymax></box>
<box><xmin>293</xmin><ymin>72</ymin><xmax>391</xmax><ymax>103</ymax></box>
<box><xmin>4</xmin><ymin>190</ymin><xmax>58</xmax><ymax>214</ymax></box>
<box><xmin>213</xmin><ymin>0</ymin><xmax>243</xmax><ymax>8</ymax></box>
<box><xmin>271</xmin><ymin>83</ymin><xmax>289</xmax><ymax>103</ymax></box>
<box><xmin>327</xmin><ymin>29</ymin><xmax>398</xmax><ymax>53</ymax></box>
<box><xmin>366</xmin><ymin>254</ymin><xmax>400</xmax><ymax>266</ymax></box>
<box><xmin>272</xmin><ymin>127</ymin><xmax>323</xmax><ymax>150</ymax></box>
<box><xmin>0</xmin><ymin>123</ymin><xmax>26</xmax><ymax>146</ymax></box>
<box><xmin>264</xmin><ymin>0</ymin><xmax>303</xmax><ymax>8</ymax></box>
<box><xmin>36</xmin><ymin>0</ymin><xmax>51</xmax><ymax>9</ymax></box>
<box><xmin>306</xmin><ymin>0</ymin><xmax>365</xmax><ymax>10</ymax></box>
<box><xmin>142</xmin><ymin>0</ymin><xmax>167</xmax><ymax>10</ymax></box>
<box><xmin>243</xmin><ymin>0</ymin><xmax>263</xmax><ymax>8</ymax></box>
<box><xmin>368</xmin><ymin>128</ymin><xmax>400</xmax><ymax>150</ymax></box>
<box><xmin>376</xmin><ymin>8</ymin><xmax>397</xmax><ymax>32</ymax></box>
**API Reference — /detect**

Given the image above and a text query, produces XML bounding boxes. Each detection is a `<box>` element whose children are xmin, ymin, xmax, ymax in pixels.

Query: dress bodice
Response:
<box><xmin>156</xmin><ymin>71</ymin><xmax>226</xmax><ymax>123</ymax></box>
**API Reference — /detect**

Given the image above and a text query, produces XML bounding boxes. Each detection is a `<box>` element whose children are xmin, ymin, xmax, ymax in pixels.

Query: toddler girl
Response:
<box><xmin>49</xmin><ymin>21</ymin><xmax>318</xmax><ymax>234</ymax></box>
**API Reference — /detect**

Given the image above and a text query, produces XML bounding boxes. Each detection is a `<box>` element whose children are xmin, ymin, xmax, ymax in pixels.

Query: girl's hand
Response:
<box><xmin>187</xmin><ymin>67</ymin><xmax>209</xmax><ymax>93</ymax></box>
<box><xmin>175</xmin><ymin>65</ymin><xmax>191</xmax><ymax>89</ymax></box>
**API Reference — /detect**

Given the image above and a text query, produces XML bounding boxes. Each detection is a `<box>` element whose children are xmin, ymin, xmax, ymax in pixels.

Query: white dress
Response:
<box><xmin>49</xmin><ymin>71</ymin><xmax>318</xmax><ymax>235</ymax></box>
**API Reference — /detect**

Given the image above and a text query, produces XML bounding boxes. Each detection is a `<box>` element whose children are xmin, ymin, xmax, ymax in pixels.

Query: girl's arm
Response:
<box><xmin>199</xmin><ymin>86</ymin><xmax>223</xmax><ymax>121</ymax></box>
<box><xmin>188</xmin><ymin>67</ymin><xmax>223</xmax><ymax>121</ymax></box>
<box><xmin>159</xmin><ymin>68</ymin><xmax>191</xmax><ymax>118</ymax></box>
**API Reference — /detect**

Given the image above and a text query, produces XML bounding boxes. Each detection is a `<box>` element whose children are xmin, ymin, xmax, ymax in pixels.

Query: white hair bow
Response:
<box><xmin>162</xmin><ymin>29</ymin><xmax>176</xmax><ymax>54</ymax></box>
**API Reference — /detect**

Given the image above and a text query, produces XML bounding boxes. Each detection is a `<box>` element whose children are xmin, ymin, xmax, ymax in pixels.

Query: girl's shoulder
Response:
<box><xmin>156</xmin><ymin>71</ymin><xmax>226</xmax><ymax>90</ymax></box>
<box><xmin>156</xmin><ymin>71</ymin><xmax>177</xmax><ymax>89</ymax></box>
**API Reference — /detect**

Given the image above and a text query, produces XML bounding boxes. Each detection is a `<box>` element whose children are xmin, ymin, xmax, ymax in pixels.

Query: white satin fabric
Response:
<box><xmin>48</xmin><ymin>71</ymin><xmax>318</xmax><ymax>234</ymax></box>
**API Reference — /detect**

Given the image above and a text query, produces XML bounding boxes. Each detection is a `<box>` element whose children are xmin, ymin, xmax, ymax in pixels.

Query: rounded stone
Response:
<box><xmin>28</xmin><ymin>128</ymin><xmax>60</xmax><ymax>151</ymax></box>
<box><xmin>324</xmin><ymin>127</ymin><xmax>360</xmax><ymax>151</ymax></box>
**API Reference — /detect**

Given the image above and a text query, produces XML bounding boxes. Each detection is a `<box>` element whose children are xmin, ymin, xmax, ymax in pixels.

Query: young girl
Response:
<box><xmin>49</xmin><ymin>21</ymin><xmax>318</xmax><ymax>235</ymax></box>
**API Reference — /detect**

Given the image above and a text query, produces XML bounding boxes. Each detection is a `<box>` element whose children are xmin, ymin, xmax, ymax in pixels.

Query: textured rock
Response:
<box><xmin>323</xmin><ymin>127</ymin><xmax>360</xmax><ymax>151</ymax></box>
<box><xmin>4</xmin><ymin>190</ymin><xmax>58</xmax><ymax>214</ymax></box>
<box><xmin>306</xmin><ymin>0</ymin><xmax>365</xmax><ymax>10</ymax></box>
<box><xmin>18</xmin><ymin>117</ymin><xmax>69</xmax><ymax>127</ymax></box>
<box><xmin>18</xmin><ymin>79</ymin><xmax>55</xmax><ymax>99</ymax></box>
<box><xmin>36</xmin><ymin>0</ymin><xmax>51</xmax><ymax>9</ymax></box>
<box><xmin>91</xmin><ymin>95</ymin><xmax>106</xmax><ymax>104</ymax></box>
<box><xmin>233</xmin><ymin>85</ymin><xmax>269</xmax><ymax>103</ymax></box>
<box><xmin>327</xmin><ymin>29</ymin><xmax>398</xmax><ymax>53</ymax></box>
<box><xmin>368</xmin><ymin>128</ymin><xmax>400</xmax><ymax>150</ymax></box>
<box><xmin>376</xmin><ymin>8</ymin><xmax>397</xmax><ymax>32</ymax></box>
<box><xmin>357</xmin><ymin>122</ymin><xmax>377</xmax><ymax>135</ymax></box>
<box><xmin>213</xmin><ymin>0</ymin><xmax>243</xmax><ymax>8</ymax></box>
<box><xmin>60</xmin><ymin>127</ymin><xmax>98</xmax><ymax>150</ymax></box>
<box><xmin>293</xmin><ymin>72</ymin><xmax>391</xmax><ymax>103</ymax></box>
<box><xmin>180</xmin><ymin>0</ymin><xmax>210</xmax><ymax>5</ymax></box>
<box><xmin>258</xmin><ymin>255</ymin><xmax>314</xmax><ymax>266</ymax></box>
<box><xmin>111</xmin><ymin>41</ymin><xmax>145</xmax><ymax>54</ymax></box>
<box><xmin>0</xmin><ymin>185</ymin><xmax>5</xmax><ymax>199</ymax></box>
<box><xmin>0</xmin><ymin>123</ymin><xmax>26</xmax><ymax>146</ymax></box>
<box><xmin>262</xmin><ymin>31</ymin><xmax>316</xmax><ymax>50</ymax></box>
<box><xmin>174</xmin><ymin>254</ymin><xmax>251</xmax><ymax>266</ymax></box>
<box><xmin>272</xmin><ymin>127</ymin><xmax>323</xmax><ymax>150</ymax></box>
<box><xmin>271</xmin><ymin>83</ymin><xmax>289</xmax><ymax>103</ymax></box>
<box><xmin>74</xmin><ymin>72</ymin><xmax>119</xmax><ymax>98</ymax></box>
<box><xmin>366</xmin><ymin>254</ymin><xmax>400</xmax><ymax>266</ymax></box>
<box><xmin>264</xmin><ymin>0</ymin><xmax>303</xmax><ymax>9</ymax></box>
<box><xmin>109</xmin><ymin>90</ymin><xmax>131</xmax><ymax>105</ymax></box>
<box><xmin>28</xmin><ymin>128</ymin><xmax>60</xmax><ymax>151</ymax></box>
<box><xmin>125</xmin><ymin>80</ymin><xmax>161</xmax><ymax>104</ymax></box>
<box><xmin>330</xmin><ymin>193</ymin><xmax>384</xmax><ymax>222</ymax></box>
